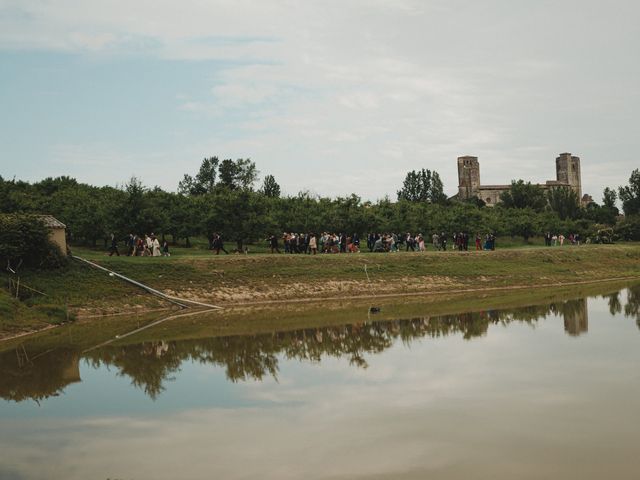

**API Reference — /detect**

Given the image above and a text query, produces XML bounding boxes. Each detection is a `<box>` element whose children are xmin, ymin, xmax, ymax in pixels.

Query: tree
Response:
<box><xmin>260</xmin><ymin>174</ymin><xmax>281</xmax><ymax>198</ymax></box>
<box><xmin>0</xmin><ymin>214</ymin><xmax>66</xmax><ymax>269</ymax></box>
<box><xmin>429</xmin><ymin>171</ymin><xmax>447</xmax><ymax>204</ymax></box>
<box><xmin>500</xmin><ymin>180</ymin><xmax>546</xmax><ymax>211</ymax></box>
<box><xmin>218</xmin><ymin>158</ymin><xmax>258</xmax><ymax>191</ymax></box>
<box><xmin>205</xmin><ymin>189</ymin><xmax>270</xmax><ymax>251</ymax></box>
<box><xmin>397</xmin><ymin>169</ymin><xmax>446</xmax><ymax>204</ymax></box>
<box><xmin>619</xmin><ymin>169</ymin><xmax>640</xmax><ymax>216</ymax></box>
<box><xmin>178</xmin><ymin>157</ymin><xmax>220</xmax><ymax>195</ymax></box>
<box><xmin>603</xmin><ymin>187</ymin><xmax>618</xmax><ymax>210</ymax></box>
<box><xmin>546</xmin><ymin>186</ymin><xmax>580</xmax><ymax>220</ymax></box>
<box><xmin>501</xmin><ymin>208</ymin><xmax>540</xmax><ymax>241</ymax></box>
<box><xmin>583</xmin><ymin>187</ymin><xmax>620</xmax><ymax>226</ymax></box>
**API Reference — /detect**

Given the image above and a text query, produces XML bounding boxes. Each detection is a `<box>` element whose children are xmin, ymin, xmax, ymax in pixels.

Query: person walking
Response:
<box><xmin>126</xmin><ymin>234</ymin><xmax>135</xmax><ymax>256</ymax></box>
<box><xmin>108</xmin><ymin>233</ymin><xmax>120</xmax><ymax>256</ymax></box>
<box><xmin>418</xmin><ymin>234</ymin><xmax>426</xmax><ymax>252</ymax></box>
<box><xmin>309</xmin><ymin>234</ymin><xmax>318</xmax><ymax>255</ymax></box>
<box><xmin>213</xmin><ymin>234</ymin><xmax>229</xmax><ymax>255</ymax></box>
<box><xmin>152</xmin><ymin>236</ymin><xmax>161</xmax><ymax>256</ymax></box>
<box><xmin>269</xmin><ymin>234</ymin><xmax>281</xmax><ymax>254</ymax></box>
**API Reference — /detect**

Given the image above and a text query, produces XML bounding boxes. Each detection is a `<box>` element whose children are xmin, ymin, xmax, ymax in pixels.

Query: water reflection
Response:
<box><xmin>1</xmin><ymin>284</ymin><xmax>640</xmax><ymax>403</ymax></box>
<box><xmin>562</xmin><ymin>298</ymin><xmax>588</xmax><ymax>336</ymax></box>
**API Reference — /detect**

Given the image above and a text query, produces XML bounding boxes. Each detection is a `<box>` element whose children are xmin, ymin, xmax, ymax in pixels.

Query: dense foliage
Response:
<box><xmin>0</xmin><ymin>159</ymin><xmax>638</xmax><ymax>247</ymax></box>
<box><xmin>0</xmin><ymin>214</ymin><xmax>67</xmax><ymax>269</ymax></box>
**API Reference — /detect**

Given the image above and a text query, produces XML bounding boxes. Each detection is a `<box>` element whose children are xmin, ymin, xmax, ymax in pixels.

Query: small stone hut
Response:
<box><xmin>38</xmin><ymin>215</ymin><xmax>67</xmax><ymax>255</ymax></box>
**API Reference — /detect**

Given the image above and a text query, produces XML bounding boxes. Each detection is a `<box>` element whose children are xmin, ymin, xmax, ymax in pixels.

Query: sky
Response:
<box><xmin>1</xmin><ymin>0</ymin><xmax>639</xmax><ymax>202</ymax></box>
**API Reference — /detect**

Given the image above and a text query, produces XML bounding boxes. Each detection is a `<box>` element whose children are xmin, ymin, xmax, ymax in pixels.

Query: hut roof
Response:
<box><xmin>38</xmin><ymin>215</ymin><xmax>66</xmax><ymax>229</ymax></box>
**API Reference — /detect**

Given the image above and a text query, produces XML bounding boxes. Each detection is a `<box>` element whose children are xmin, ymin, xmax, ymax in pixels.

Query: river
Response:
<box><xmin>1</xmin><ymin>283</ymin><xmax>639</xmax><ymax>479</ymax></box>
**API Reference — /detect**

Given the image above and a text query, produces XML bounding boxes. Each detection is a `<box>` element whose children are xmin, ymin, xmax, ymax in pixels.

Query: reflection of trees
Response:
<box><xmin>624</xmin><ymin>284</ymin><xmax>640</xmax><ymax>330</ymax></box>
<box><xmin>84</xmin><ymin>305</ymin><xmax>557</xmax><ymax>396</ymax></box>
<box><xmin>86</xmin><ymin>341</ymin><xmax>180</xmax><ymax>399</ymax></box>
<box><xmin>0</xmin><ymin>348</ymin><xmax>80</xmax><ymax>403</ymax></box>
<box><xmin>604</xmin><ymin>292</ymin><xmax>622</xmax><ymax>316</ymax></box>
<box><xmin>6</xmin><ymin>286</ymin><xmax>640</xmax><ymax>403</ymax></box>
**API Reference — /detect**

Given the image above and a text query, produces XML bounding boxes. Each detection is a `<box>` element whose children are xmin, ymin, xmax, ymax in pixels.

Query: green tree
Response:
<box><xmin>618</xmin><ymin>169</ymin><xmax>640</xmax><ymax>216</ymax></box>
<box><xmin>500</xmin><ymin>180</ymin><xmax>546</xmax><ymax>211</ymax></box>
<box><xmin>546</xmin><ymin>186</ymin><xmax>580</xmax><ymax>220</ymax></box>
<box><xmin>397</xmin><ymin>169</ymin><xmax>446</xmax><ymax>204</ymax></box>
<box><xmin>260</xmin><ymin>174</ymin><xmax>281</xmax><ymax>198</ymax></box>
<box><xmin>204</xmin><ymin>189</ymin><xmax>270</xmax><ymax>251</ymax></box>
<box><xmin>603</xmin><ymin>187</ymin><xmax>618</xmax><ymax>210</ymax></box>
<box><xmin>218</xmin><ymin>158</ymin><xmax>258</xmax><ymax>191</ymax></box>
<box><xmin>429</xmin><ymin>171</ymin><xmax>447</xmax><ymax>204</ymax></box>
<box><xmin>0</xmin><ymin>214</ymin><xmax>66</xmax><ymax>269</ymax></box>
<box><xmin>501</xmin><ymin>208</ymin><xmax>540</xmax><ymax>241</ymax></box>
<box><xmin>178</xmin><ymin>157</ymin><xmax>220</xmax><ymax>195</ymax></box>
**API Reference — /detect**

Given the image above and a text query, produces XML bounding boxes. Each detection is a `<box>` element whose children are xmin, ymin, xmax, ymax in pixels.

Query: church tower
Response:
<box><xmin>555</xmin><ymin>153</ymin><xmax>582</xmax><ymax>199</ymax></box>
<box><xmin>457</xmin><ymin>156</ymin><xmax>480</xmax><ymax>200</ymax></box>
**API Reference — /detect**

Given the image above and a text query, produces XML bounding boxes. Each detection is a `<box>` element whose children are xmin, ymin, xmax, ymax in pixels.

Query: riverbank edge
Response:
<box><xmin>2</xmin><ymin>244</ymin><xmax>640</xmax><ymax>340</ymax></box>
<box><xmin>2</xmin><ymin>274</ymin><xmax>638</xmax><ymax>345</ymax></box>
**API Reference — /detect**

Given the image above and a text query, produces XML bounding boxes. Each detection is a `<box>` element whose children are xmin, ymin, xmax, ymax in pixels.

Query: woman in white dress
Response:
<box><xmin>152</xmin><ymin>236</ymin><xmax>161</xmax><ymax>256</ymax></box>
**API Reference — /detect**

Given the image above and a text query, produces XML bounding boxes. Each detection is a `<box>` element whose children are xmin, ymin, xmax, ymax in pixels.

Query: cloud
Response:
<box><xmin>1</xmin><ymin>1</ymin><xmax>639</xmax><ymax>198</ymax></box>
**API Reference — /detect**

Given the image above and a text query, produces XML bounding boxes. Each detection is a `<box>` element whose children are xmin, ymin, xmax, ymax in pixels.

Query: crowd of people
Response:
<box><xmin>107</xmin><ymin>230</ymin><xmax>582</xmax><ymax>257</ymax></box>
<box><xmin>271</xmin><ymin>233</ymin><xmax>361</xmax><ymax>254</ymax></box>
<box><xmin>266</xmin><ymin>231</ymin><xmax>498</xmax><ymax>254</ymax></box>
<box><xmin>108</xmin><ymin>233</ymin><xmax>170</xmax><ymax>257</ymax></box>
<box><xmin>543</xmin><ymin>232</ymin><xmax>582</xmax><ymax>246</ymax></box>
<box><xmin>366</xmin><ymin>232</ymin><xmax>497</xmax><ymax>252</ymax></box>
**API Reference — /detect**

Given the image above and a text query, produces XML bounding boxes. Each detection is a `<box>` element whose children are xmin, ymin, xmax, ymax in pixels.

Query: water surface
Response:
<box><xmin>1</xmin><ymin>284</ymin><xmax>640</xmax><ymax>479</ymax></box>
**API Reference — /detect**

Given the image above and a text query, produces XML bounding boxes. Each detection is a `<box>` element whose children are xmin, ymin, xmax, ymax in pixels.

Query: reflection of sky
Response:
<box><xmin>1</xmin><ymin>294</ymin><xmax>640</xmax><ymax>479</ymax></box>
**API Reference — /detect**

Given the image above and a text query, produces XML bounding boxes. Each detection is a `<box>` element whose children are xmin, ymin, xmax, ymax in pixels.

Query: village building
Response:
<box><xmin>38</xmin><ymin>215</ymin><xmax>68</xmax><ymax>255</ymax></box>
<box><xmin>456</xmin><ymin>152</ymin><xmax>588</xmax><ymax>206</ymax></box>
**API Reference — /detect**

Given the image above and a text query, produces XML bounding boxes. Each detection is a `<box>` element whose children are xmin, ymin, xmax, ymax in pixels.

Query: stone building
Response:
<box><xmin>457</xmin><ymin>152</ymin><xmax>584</xmax><ymax>206</ymax></box>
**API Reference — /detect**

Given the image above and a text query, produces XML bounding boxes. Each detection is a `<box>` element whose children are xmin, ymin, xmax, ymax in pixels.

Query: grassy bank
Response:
<box><xmin>0</xmin><ymin>289</ymin><xmax>73</xmax><ymax>338</ymax></box>
<box><xmin>1</xmin><ymin>243</ymin><xmax>638</xmax><ymax>332</ymax></box>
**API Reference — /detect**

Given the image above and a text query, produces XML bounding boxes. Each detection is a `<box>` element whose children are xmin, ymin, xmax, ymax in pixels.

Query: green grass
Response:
<box><xmin>0</xmin><ymin>289</ymin><xmax>72</xmax><ymax>336</ymax></box>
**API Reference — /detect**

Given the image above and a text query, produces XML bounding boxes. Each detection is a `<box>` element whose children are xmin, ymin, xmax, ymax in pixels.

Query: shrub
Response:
<box><xmin>0</xmin><ymin>214</ymin><xmax>67</xmax><ymax>270</ymax></box>
<box><xmin>614</xmin><ymin>215</ymin><xmax>640</xmax><ymax>241</ymax></box>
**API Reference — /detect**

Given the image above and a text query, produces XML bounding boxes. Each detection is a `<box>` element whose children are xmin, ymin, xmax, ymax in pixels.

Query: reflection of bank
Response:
<box><xmin>562</xmin><ymin>298</ymin><xmax>589</xmax><ymax>336</ymax></box>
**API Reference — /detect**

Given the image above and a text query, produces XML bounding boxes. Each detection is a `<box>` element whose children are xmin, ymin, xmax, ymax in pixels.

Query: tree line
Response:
<box><xmin>1</xmin><ymin>157</ymin><xmax>639</xmax><ymax>251</ymax></box>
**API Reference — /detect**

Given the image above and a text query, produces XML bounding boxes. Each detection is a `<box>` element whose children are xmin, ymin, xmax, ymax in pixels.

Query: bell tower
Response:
<box><xmin>457</xmin><ymin>156</ymin><xmax>480</xmax><ymax>200</ymax></box>
<box><xmin>556</xmin><ymin>152</ymin><xmax>582</xmax><ymax>199</ymax></box>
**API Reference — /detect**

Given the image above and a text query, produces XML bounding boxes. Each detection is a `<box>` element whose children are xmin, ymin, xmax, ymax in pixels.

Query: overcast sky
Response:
<box><xmin>1</xmin><ymin>0</ymin><xmax>638</xmax><ymax>201</ymax></box>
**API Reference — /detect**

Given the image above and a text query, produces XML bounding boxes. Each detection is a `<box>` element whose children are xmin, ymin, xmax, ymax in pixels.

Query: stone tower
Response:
<box><xmin>457</xmin><ymin>156</ymin><xmax>480</xmax><ymax>200</ymax></box>
<box><xmin>555</xmin><ymin>153</ymin><xmax>582</xmax><ymax>199</ymax></box>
